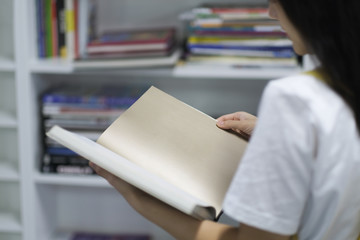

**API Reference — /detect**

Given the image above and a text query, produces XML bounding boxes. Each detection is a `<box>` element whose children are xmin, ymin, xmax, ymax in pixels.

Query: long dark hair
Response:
<box><xmin>278</xmin><ymin>0</ymin><xmax>360</xmax><ymax>133</ymax></box>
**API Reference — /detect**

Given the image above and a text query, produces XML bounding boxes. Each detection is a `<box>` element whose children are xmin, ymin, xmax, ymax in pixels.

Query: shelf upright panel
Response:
<box><xmin>14</xmin><ymin>0</ymin><xmax>38</xmax><ymax>239</ymax></box>
<box><xmin>0</xmin><ymin>0</ymin><xmax>22</xmax><ymax>238</ymax></box>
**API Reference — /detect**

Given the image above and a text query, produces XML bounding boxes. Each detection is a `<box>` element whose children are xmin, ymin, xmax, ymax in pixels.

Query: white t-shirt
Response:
<box><xmin>223</xmin><ymin>71</ymin><xmax>360</xmax><ymax>239</ymax></box>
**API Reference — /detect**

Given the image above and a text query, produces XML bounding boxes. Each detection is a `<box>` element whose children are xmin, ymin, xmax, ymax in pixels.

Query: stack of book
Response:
<box><xmin>76</xmin><ymin>27</ymin><xmax>179</xmax><ymax>68</ymax></box>
<box><xmin>41</xmin><ymin>85</ymin><xmax>147</xmax><ymax>175</ymax></box>
<box><xmin>35</xmin><ymin>0</ymin><xmax>180</xmax><ymax>68</ymax></box>
<box><xmin>176</xmin><ymin>4</ymin><xmax>299</xmax><ymax>75</ymax></box>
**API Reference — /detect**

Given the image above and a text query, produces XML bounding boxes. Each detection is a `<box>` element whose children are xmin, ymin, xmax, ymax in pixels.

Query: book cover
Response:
<box><xmin>46</xmin><ymin>86</ymin><xmax>247</xmax><ymax>220</ymax></box>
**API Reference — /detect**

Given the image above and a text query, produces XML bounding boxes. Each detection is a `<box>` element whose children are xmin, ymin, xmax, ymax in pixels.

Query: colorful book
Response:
<box><xmin>86</xmin><ymin>28</ymin><xmax>176</xmax><ymax>54</ymax></box>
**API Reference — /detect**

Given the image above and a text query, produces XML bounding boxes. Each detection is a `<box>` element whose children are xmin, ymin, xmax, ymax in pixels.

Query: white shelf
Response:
<box><xmin>29</xmin><ymin>50</ymin><xmax>181</xmax><ymax>74</ymax></box>
<box><xmin>34</xmin><ymin>172</ymin><xmax>110</xmax><ymax>187</ymax></box>
<box><xmin>0</xmin><ymin>111</ymin><xmax>17</xmax><ymax>128</ymax></box>
<box><xmin>29</xmin><ymin>58</ymin><xmax>74</xmax><ymax>73</ymax></box>
<box><xmin>0</xmin><ymin>58</ymin><xmax>15</xmax><ymax>72</ymax></box>
<box><xmin>173</xmin><ymin>65</ymin><xmax>302</xmax><ymax>79</ymax></box>
<box><xmin>0</xmin><ymin>213</ymin><xmax>22</xmax><ymax>233</ymax></box>
<box><xmin>0</xmin><ymin>162</ymin><xmax>19</xmax><ymax>182</ymax></box>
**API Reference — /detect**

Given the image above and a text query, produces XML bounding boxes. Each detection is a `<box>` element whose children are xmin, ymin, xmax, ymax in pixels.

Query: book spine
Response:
<box><xmin>87</xmin><ymin>39</ymin><xmax>170</xmax><ymax>46</ymax></box>
<box><xmin>56</xmin><ymin>0</ymin><xmax>66</xmax><ymax>58</ymax></box>
<box><xmin>43</xmin><ymin>153</ymin><xmax>88</xmax><ymax>165</ymax></box>
<box><xmin>36</xmin><ymin>0</ymin><xmax>47</xmax><ymax>58</ymax></box>
<box><xmin>189</xmin><ymin>47</ymin><xmax>295</xmax><ymax>58</ymax></box>
<box><xmin>86</xmin><ymin>43</ymin><xmax>168</xmax><ymax>54</ymax></box>
<box><xmin>65</xmin><ymin>0</ymin><xmax>75</xmax><ymax>61</ymax></box>
<box><xmin>42</xmin><ymin>106</ymin><xmax>125</xmax><ymax>116</ymax></box>
<box><xmin>45</xmin><ymin>0</ymin><xmax>53</xmax><ymax>57</ymax></box>
<box><xmin>41</xmin><ymin>86</ymin><xmax>145</xmax><ymax>106</ymax></box>
<box><xmin>42</xmin><ymin>95</ymin><xmax>139</xmax><ymax>108</ymax></box>
<box><xmin>51</xmin><ymin>0</ymin><xmax>59</xmax><ymax>56</ymax></box>
<box><xmin>188</xmin><ymin>44</ymin><xmax>294</xmax><ymax>51</ymax></box>
<box><xmin>74</xmin><ymin>0</ymin><xmax>79</xmax><ymax>59</ymax></box>
<box><xmin>191</xmin><ymin>30</ymin><xmax>287</xmax><ymax>37</ymax></box>
<box><xmin>188</xmin><ymin>25</ymin><xmax>282</xmax><ymax>33</ymax></box>
<box><xmin>46</xmin><ymin>146</ymin><xmax>78</xmax><ymax>155</ymax></box>
<box><xmin>77</xmin><ymin>0</ymin><xmax>90</xmax><ymax>59</ymax></box>
<box><xmin>41</xmin><ymin>164</ymin><xmax>95</xmax><ymax>174</ymax></box>
<box><xmin>209</xmin><ymin>8</ymin><xmax>268</xmax><ymax>14</ymax></box>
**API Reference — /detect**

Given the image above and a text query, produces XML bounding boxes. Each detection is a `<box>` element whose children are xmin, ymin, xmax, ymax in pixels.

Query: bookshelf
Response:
<box><xmin>2</xmin><ymin>0</ymin><xmax>306</xmax><ymax>239</ymax></box>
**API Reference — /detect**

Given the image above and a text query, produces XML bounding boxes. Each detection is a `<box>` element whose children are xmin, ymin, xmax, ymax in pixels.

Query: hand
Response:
<box><xmin>216</xmin><ymin>112</ymin><xmax>257</xmax><ymax>140</ymax></box>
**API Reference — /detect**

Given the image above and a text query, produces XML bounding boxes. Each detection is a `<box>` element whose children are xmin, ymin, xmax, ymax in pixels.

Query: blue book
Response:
<box><xmin>42</xmin><ymin>85</ymin><xmax>148</xmax><ymax>109</ymax></box>
<box><xmin>188</xmin><ymin>44</ymin><xmax>293</xmax><ymax>51</ymax></box>
<box><xmin>36</xmin><ymin>0</ymin><xmax>46</xmax><ymax>58</ymax></box>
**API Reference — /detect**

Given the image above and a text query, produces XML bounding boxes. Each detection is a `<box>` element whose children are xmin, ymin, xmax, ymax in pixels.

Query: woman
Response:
<box><xmin>90</xmin><ymin>0</ymin><xmax>360</xmax><ymax>239</ymax></box>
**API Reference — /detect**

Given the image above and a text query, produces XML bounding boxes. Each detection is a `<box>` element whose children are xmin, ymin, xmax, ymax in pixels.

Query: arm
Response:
<box><xmin>90</xmin><ymin>162</ymin><xmax>290</xmax><ymax>240</ymax></box>
<box><xmin>216</xmin><ymin>112</ymin><xmax>257</xmax><ymax>141</ymax></box>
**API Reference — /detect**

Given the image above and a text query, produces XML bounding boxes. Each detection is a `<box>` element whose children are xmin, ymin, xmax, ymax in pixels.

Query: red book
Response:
<box><xmin>74</xmin><ymin>0</ymin><xmax>79</xmax><ymax>59</ymax></box>
<box><xmin>86</xmin><ymin>28</ymin><xmax>176</xmax><ymax>54</ymax></box>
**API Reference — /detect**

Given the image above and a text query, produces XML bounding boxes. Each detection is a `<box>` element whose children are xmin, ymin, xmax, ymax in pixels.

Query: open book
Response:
<box><xmin>46</xmin><ymin>86</ymin><xmax>247</xmax><ymax>220</ymax></box>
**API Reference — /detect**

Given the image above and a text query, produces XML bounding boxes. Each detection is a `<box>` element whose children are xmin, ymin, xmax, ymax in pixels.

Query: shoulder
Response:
<box><xmin>263</xmin><ymin>70</ymin><xmax>344</xmax><ymax>112</ymax></box>
<box><xmin>262</xmin><ymin>70</ymin><xmax>355</xmax><ymax>137</ymax></box>
<box><xmin>266</xmin><ymin>71</ymin><xmax>331</xmax><ymax>100</ymax></box>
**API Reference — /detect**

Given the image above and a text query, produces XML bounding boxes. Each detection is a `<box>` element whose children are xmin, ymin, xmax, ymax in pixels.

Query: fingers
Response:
<box><xmin>217</xmin><ymin>112</ymin><xmax>249</xmax><ymax>129</ymax></box>
<box><xmin>218</xmin><ymin>119</ymin><xmax>246</xmax><ymax>130</ymax></box>
<box><xmin>216</xmin><ymin>111</ymin><xmax>257</xmax><ymax>140</ymax></box>
<box><xmin>217</xmin><ymin>112</ymin><xmax>242</xmax><ymax>122</ymax></box>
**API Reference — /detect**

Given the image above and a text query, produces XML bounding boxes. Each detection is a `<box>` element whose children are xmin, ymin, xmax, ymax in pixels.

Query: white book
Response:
<box><xmin>46</xmin><ymin>86</ymin><xmax>247</xmax><ymax>220</ymax></box>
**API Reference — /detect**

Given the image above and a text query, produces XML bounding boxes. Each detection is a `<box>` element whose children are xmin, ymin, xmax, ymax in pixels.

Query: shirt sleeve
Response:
<box><xmin>223</xmin><ymin>80</ymin><xmax>316</xmax><ymax>235</ymax></box>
